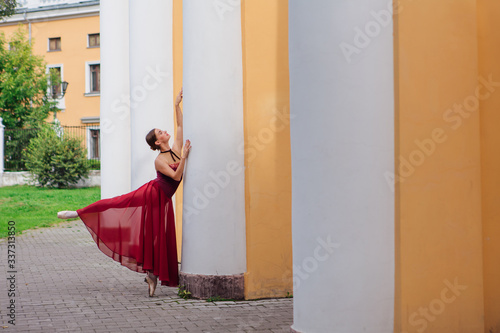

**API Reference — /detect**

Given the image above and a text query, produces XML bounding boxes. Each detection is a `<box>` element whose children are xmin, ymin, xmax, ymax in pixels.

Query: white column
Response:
<box><xmin>100</xmin><ymin>0</ymin><xmax>131</xmax><ymax>198</ymax></box>
<box><xmin>181</xmin><ymin>0</ymin><xmax>246</xmax><ymax>278</ymax></box>
<box><xmin>289</xmin><ymin>1</ymin><xmax>395</xmax><ymax>332</ymax></box>
<box><xmin>129</xmin><ymin>0</ymin><xmax>174</xmax><ymax>190</ymax></box>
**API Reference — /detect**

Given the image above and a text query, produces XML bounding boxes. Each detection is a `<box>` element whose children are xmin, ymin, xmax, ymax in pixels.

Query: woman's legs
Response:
<box><xmin>144</xmin><ymin>271</ymin><xmax>158</xmax><ymax>297</ymax></box>
<box><xmin>57</xmin><ymin>211</ymin><xmax>79</xmax><ymax>219</ymax></box>
<box><xmin>58</xmin><ymin>208</ymin><xmax>162</xmax><ymax>296</ymax></box>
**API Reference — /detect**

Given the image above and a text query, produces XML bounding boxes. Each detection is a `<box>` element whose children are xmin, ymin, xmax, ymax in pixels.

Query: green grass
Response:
<box><xmin>0</xmin><ymin>185</ymin><xmax>100</xmax><ymax>238</ymax></box>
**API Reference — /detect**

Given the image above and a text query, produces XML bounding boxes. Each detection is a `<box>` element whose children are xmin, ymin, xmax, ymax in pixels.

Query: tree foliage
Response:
<box><xmin>23</xmin><ymin>125</ymin><xmax>90</xmax><ymax>188</ymax></box>
<box><xmin>4</xmin><ymin>126</ymin><xmax>38</xmax><ymax>171</ymax></box>
<box><xmin>0</xmin><ymin>0</ymin><xmax>17</xmax><ymax>20</ymax></box>
<box><xmin>0</xmin><ymin>26</ymin><xmax>58</xmax><ymax>129</ymax></box>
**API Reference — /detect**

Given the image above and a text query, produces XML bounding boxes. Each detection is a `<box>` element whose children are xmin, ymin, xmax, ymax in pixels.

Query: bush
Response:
<box><xmin>23</xmin><ymin>125</ymin><xmax>90</xmax><ymax>188</ymax></box>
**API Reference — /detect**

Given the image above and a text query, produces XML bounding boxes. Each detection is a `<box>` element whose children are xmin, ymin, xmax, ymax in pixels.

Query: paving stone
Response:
<box><xmin>0</xmin><ymin>220</ymin><xmax>293</xmax><ymax>332</ymax></box>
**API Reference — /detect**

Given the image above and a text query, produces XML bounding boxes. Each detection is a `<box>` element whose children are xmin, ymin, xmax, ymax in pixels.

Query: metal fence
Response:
<box><xmin>3</xmin><ymin>124</ymin><xmax>100</xmax><ymax>171</ymax></box>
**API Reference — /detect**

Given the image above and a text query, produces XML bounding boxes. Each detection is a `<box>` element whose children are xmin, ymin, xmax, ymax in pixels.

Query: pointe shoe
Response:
<box><xmin>144</xmin><ymin>274</ymin><xmax>157</xmax><ymax>297</ymax></box>
<box><xmin>57</xmin><ymin>211</ymin><xmax>79</xmax><ymax>219</ymax></box>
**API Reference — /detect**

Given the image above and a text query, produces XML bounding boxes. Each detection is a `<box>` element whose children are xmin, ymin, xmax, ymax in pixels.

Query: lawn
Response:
<box><xmin>0</xmin><ymin>185</ymin><xmax>100</xmax><ymax>238</ymax></box>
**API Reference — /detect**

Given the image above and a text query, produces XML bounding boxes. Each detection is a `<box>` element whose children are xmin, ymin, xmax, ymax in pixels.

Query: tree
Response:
<box><xmin>0</xmin><ymin>0</ymin><xmax>17</xmax><ymax>20</ymax></box>
<box><xmin>0</xmin><ymin>26</ymin><xmax>58</xmax><ymax>129</ymax></box>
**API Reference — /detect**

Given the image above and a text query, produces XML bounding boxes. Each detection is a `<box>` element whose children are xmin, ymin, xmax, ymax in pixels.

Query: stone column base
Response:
<box><xmin>290</xmin><ymin>327</ymin><xmax>301</xmax><ymax>333</ymax></box>
<box><xmin>179</xmin><ymin>272</ymin><xmax>245</xmax><ymax>300</ymax></box>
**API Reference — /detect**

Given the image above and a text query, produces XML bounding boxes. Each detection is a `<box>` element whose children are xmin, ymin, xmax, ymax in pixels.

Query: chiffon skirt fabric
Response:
<box><xmin>77</xmin><ymin>171</ymin><xmax>180</xmax><ymax>287</ymax></box>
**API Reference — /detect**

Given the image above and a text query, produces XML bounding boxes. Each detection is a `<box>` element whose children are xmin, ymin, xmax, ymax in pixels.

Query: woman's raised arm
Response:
<box><xmin>172</xmin><ymin>88</ymin><xmax>183</xmax><ymax>154</ymax></box>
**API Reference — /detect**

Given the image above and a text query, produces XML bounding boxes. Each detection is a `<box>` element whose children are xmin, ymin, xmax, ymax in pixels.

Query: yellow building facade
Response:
<box><xmin>395</xmin><ymin>0</ymin><xmax>499</xmax><ymax>331</ymax></box>
<box><xmin>0</xmin><ymin>0</ymin><xmax>100</xmax><ymax>128</ymax></box>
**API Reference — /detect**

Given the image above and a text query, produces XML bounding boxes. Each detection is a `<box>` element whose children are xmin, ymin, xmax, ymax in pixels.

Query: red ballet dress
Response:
<box><xmin>77</xmin><ymin>162</ymin><xmax>181</xmax><ymax>287</ymax></box>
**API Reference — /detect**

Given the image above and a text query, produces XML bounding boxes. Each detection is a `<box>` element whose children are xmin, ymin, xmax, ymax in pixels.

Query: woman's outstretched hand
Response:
<box><xmin>175</xmin><ymin>88</ymin><xmax>183</xmax><ymax>106</ymax></box>
<box><xmin>182</xmin><ymin>139</ymin><xmax>191</xmax><ymax>159</ymax></box>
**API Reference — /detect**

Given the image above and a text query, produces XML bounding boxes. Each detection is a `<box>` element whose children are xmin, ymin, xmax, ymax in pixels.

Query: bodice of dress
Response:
<box><xmin>155</xmin><ymin>163</ymin><xmax>181</xmax><ymax>198</ymax></box>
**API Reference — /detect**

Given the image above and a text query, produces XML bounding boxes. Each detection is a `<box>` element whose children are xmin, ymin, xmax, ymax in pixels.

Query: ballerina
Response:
<box><xmin>58</xmin><ymin>89</ymin><xmax>190</xmax><ymax>297</ymax></box>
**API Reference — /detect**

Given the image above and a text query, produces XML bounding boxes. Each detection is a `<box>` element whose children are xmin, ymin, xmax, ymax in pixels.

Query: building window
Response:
<box><xmin>9</xmin><ymin>42</ymin><xmax>18</xmax><ymax>51</ymax></box>
<box><xmin>85</xmin><ymin>61</ymin><xmax>100</xmax><ymax>95</ymax></box>
<box><xmin>88</xmin><ymin>33</ymin><xmax>100</xmax><ymax>48</ymax></box>
<box><xmin>50</xmin><ymin>67</ymin><xmax>62</xmax><ymax>97</ymax></box>
<box><xmin>90</xmin><ymin>64</ymin><xmax>100</xmax><ymax>93</ymax></box>
<box><xmin>48</xmin><ymin>37</ymin><xmax>61</xmax><ymax>51</ymax></box>
<box><xmin>47</xmin><ymin>64</ymin><xmax>66</xmax><ymax>109</ymax></box>
<box><xmin>87</xmin><ymin>128</ymin><xmax>100</xmax><ymax>159</ymax></box>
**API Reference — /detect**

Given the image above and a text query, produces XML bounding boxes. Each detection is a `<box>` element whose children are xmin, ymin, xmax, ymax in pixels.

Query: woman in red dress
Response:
<box><xmin>57</xmin><ymin>89</ymin><xmax>190</xmax><ymax>297</ymax></box>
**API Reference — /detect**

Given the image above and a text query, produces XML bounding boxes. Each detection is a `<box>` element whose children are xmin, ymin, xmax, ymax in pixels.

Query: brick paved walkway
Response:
<box><xmin>0</xmin><ymin>221</ymin><xmax>293</xmax><ymax>332</ymax></box>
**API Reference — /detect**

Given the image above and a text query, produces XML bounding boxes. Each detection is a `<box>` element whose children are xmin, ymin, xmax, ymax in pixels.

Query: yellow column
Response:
<box><xmin>173</xmin><ymin>0</ymin><xmax>183</xmax><ymax>260</ymax></box>
<box><xmin>477</xmin><ymin>1</ymin><xmax>500</xmax><ymax>331</ymax></box>
<box><xmin>241</xmin><ymin>0</ymin><xmax>293</xmax><ymax>299</ymax></box>
<box><xmin>395</xmin><ymin>0</ymin><xmax>484</xmax><ymax>331</ymax></box>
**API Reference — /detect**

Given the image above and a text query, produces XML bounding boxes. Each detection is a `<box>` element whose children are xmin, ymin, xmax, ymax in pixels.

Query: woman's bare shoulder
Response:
<box><xmin>154</xmin><ymin>154</ymin><xmax>164</xmax><ymax>169</ymax></box>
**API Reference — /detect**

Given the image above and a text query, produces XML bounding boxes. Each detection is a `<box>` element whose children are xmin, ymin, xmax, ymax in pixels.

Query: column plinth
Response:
<box><xmin>179</xmin><ymin>272</ymin><xmax>244</xmax><ymax>300</ymax></box>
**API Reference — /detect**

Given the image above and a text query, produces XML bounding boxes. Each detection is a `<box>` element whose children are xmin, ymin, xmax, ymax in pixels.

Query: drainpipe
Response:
<box><xmin>23</xmin><ymin>10</ymin><xmax>31</xmax><ymax>44</ymax></box>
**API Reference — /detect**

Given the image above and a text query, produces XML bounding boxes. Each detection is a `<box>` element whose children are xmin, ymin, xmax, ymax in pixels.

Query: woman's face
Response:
<box><xmin>155</xmin><ymin>128</ymin><xmax>171</xmax><ymax>145</ymax></box>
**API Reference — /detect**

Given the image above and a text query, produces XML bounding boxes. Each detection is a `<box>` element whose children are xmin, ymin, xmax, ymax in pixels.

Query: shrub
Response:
<box><xmin>23</xmin><ymin>125</ymin><xmax>90</xmax><ymax>188</ymax></box>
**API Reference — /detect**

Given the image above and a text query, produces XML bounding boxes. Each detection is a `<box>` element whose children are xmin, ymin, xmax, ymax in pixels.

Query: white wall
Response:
<box><xmin>129</xmin><ymin>0</ymin><xmax>174</xmax><ymax>190</ymax></box>
<box><xmin>0</xmin><ymin>171</ymin><xmax>100</xmax><ymax>188</ymax></box>
<box><xmin>181</xmin><ymin>0</ymin><xmax>246</xmax><ymax>275</ymax></box>
<box><xmin>100</xmin><ymin>0</ymin><xmax>131</xmax><ymax>198</ymax></box>
<box><xmin>289</xmin><ymin>1</ymin><xmax>395</xmax><ymax>332</ymax></box>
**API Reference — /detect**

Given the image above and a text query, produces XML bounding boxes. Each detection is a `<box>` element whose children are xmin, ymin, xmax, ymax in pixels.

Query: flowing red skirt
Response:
<box><xmin>77</xmin><ymin>178</ymin><xmax>179</xmax><ymax>286</ymax></box>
